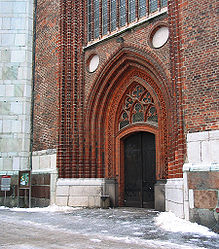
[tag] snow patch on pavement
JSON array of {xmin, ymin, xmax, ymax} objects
[
  {"xmin": 133, "ymin": 231, "xmax": 144, "ymax": 235},
  {"xmin": 6, "ymin": 245, "xmax": 42, "ymax": 249},
  {"xmin": 155, "ymin": 212, "xmax": 218, "ymax": 237},
  {"xmin": 0, "ymin": 206, "xmax": 8, "ymax": 209},
  {"xmin": 103, "ymin": 235, "xmax": 204, "ymax": 249},
  {"xmin": 0, "ymin": 204, "xmax": 81, "ymax": 213},
  {"xmin": 90, "ymin": 238, "xmax": 102, "ymax": 243}
]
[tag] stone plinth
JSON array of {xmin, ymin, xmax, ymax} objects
[{"xmin": 55, "ymin": 178, "xmax": 117, "ymax": 208}]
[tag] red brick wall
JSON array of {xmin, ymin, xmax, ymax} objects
[
  {"xmin": 167, "ymin": 0, "xmax": 186, "ymax": 178},
  {"xmin": 58, "ymin": 1, "xmax": 219, "ymax": 181},
  {"xmin": 84, "ymin": 14, "xmax": 170, "ymax": 102},
  {"xmin": 57, "ymin": 0, "xmax": 85, "ymax": 178},
  {"xmin": 33, "ymin": 0, "xmax": 60, "ymax": 151},
  {"xmin": 179, "ymin": 0, "xmax": 219, "ymax": 132},
  {"xmin": 84, "ymin": 12, "xmax": 183, "ymax": 180},
  {"xmin": 56, "ymin": 2, "xmax": 186, "ymax": 180},
  {"xmin": 36, "ymin": 1, "xmax": 188, "ymax": 181}
]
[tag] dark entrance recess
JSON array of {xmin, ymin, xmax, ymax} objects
[{"xmin": 123, "ymin": 132, "xmax": 156, "ymax": 208}]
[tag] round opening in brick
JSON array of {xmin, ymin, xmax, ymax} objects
[
  {"xmin": 88, "ymin": 54, "xmax": 100, "ymax": 73},
  {"xmin": 151, "ymin": 26, "xmax": 169, "ymax": 49}
]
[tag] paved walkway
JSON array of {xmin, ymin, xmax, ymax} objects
[{"xmin": 0, "ymin": 207, "xmax": 218, "ymax": 249}]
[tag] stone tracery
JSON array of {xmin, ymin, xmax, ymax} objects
[{"xmin": 119, "ymin": 84, "xmax": 158, "ymax": 130}]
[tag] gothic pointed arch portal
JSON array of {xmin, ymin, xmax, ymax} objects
[
  {"xmin": 85, "ymin": 50, "xmax": 170, "ymax": 206},
  {"xmin": 105, "ymin": 72, "xmax": 167, "ymax": 205}
]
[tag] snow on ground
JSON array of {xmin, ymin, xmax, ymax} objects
[
  {"xmin": 1, "ymin": 204, "xmax": 218, "ymax": 238},
  {"xmin": 155, "ymin": 211, "xmax": 217, "ymax": 237},
  {"xmin": 0, "ymin": 204, "xmax": 81, "ymax": 213},
  {"xmin": 100, "ymin": 235, "xmax": 204, "ymax": 249},
  {"xmin": 0, "ymin": 206, "xmax": 218, "ymax": 248}
]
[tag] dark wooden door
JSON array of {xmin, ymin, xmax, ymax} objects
[{"xmin": 124, "ymin": 132, "xmax": 156, "ymax": 208}]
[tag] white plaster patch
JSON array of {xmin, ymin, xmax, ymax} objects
[
  {"xmin": 152, "ymin": 26, "xmax": 169, "ymax": 48},
  {"xmin": 88, "ymin": 55, "xmax": 99, "ymax": 72}
]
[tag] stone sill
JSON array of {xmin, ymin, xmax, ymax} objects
[
  {"xmin": 57, "ymin": 178, "xmax": 116, "ymax": 186},
  {"xmin": 0, "ymin": 169, "xmax": 58, "ymax": 175},
  {"xmin": 31, "ymin": 169, "xmax": 58, "ymax": 174},
  {"xmin": 183, "ymin": 163, "xmax": 219, "ymax": 172},
  {"xmin": 32, "ymin": 149, "xmax": 57, "ymax": 156}
]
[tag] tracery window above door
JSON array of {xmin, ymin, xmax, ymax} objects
[{"xmin": 119, "ymin": 84, "xmax": 158, "ymax": 130}]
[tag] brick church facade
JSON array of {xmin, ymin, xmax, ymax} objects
[{"xmin": 0, "ymin": 0, "xmax": 218, "ymax": 230}]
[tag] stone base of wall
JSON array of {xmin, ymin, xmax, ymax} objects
[
  {"xmin": 184, "ymin": 170, "xmax": 219, "ymax": 232},
  {"xmin": 165, "ymin": 178, "xmax": 184, "ymax": 218},
  {"xmin": 55, "ymin": 178, "xmax": 117, "ymax": 208},
  {"xmin": 155, "ymin": 180, "xmax": 166, "ymax": 211},
  {"xmin": 32, "ymin": 149, "xmax": 57, "ymax": 171},
  {"xmin": 183, "ymin": 130, "xmax": 219, "ymax": 232},
  {"xmin": 32, "ymin": 150, "xmax": 58, "ymax": 206}
]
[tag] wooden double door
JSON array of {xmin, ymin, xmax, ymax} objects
[{"xmin": 124, "ymin": 132, "xmax": 156, "ymax": 208}]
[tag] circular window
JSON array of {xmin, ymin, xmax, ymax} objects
[
  {"xmin": 88, "ymin": 54, "xmax": 100, "ymax": 72},
  {"xmin": 151, "ymin": 26, "xmax": 169, "ymax": 48}
]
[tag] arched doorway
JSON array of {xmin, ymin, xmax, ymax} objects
[
  {"xmin": 123, "ymin": 132, "xmax": 156, "ymax": 208},
  {"xmin": 85, "ymin": 48, "xmax": 171, "ymax": 207}
]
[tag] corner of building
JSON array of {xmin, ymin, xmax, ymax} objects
[{"xmin": 183, "ymin": 130, "xmax": 219, "ymax": 232}]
